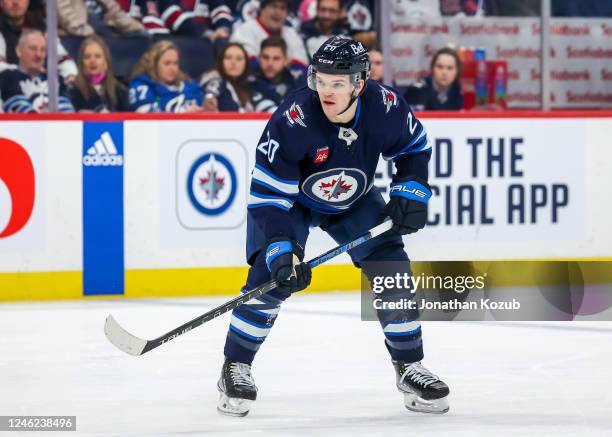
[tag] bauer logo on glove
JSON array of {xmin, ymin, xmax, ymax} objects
[
  {"xmin": 389, "ymin": 180, "xmax": 432, "ymax": 202},
  {"xmin": 385, "ymin": 176, "xmax": 431, "ymax": 236}
]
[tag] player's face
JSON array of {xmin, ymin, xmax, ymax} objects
[
  {"xmin": 315, "ymin": 72, "xmax": 354, "ymax": 118},
  {"xmin": 222, "ymin": 45, "xmax": 247, "ymax": 79},
  {"xmin": 17, "ymin": 33, "xmax": 46, "ymax": 74},
  {"xmin": 157, "ymin": 49, "xmax": 179, "ymax": 85},
  {"xmin": 0, "ymin": 0, "xmax": 29, "ymax": 19},
  {"xmin": 316, "ymin": 0, "xmax": 341, "ymax": 32},
  {"xmin": 369, "ymin": 50, "xmax": 383, "ymax": 81},
  {"xmin": 432, "ymin": 54, "xmax": 458, "ymax": 89},
  {"xmin": 259, "ymin": 47, "xmax": 287, "ymax": 79},
  {"xmin": 82, "ymin": 42, "xmax": 108, "ymax": 76},
  {"xmin": 259, "ymin": 1, "xmax": 288, "ymax": 32}
]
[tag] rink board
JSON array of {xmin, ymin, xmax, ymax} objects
[{"xmin": 1, "ymin": 112, "xmax": 611, "ymax": 301}]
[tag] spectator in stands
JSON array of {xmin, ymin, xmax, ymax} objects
[
  {"xmin": 300, "ymin": 0, "xmax": 348, "ymax": 58},
  {"xmin": 56, "ymin": 0, "xmax": 147, "ymax": 37},
  {"xmin": 128, "ymin": 40, "xmax": 205, "ymax": 112},
  {"xmin": 250, "ymin": 35, "xmax": 302, "ymax": 112},
  {"xmin": 0, "ymin": 0, "xmax": 78, "ymax": 81},
  {"xmin": 200, "ymin": 42, "xmax": 254, "ymax": 112},
  {"xmin": 230, "ymin": 0, "xmax": 309, "ymax": 73},
  {"xmin": 368, "ymin": 47, "xmax": 383, "ymax": 82},
  {"xmin": 0, "ymin": 29, "xmax": 74, "ymax": 112},
  {"xmin": 70, "ymin": 35, "xmax": 129, "ymax": 112},
  {"xmin": 403, "ymin": 47, "xmax": 463, "ymax": 111}
]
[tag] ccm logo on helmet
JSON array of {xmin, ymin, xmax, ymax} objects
[{"xmin": 390, "ymin": 185, "xmax": 428, "ymax": 198}]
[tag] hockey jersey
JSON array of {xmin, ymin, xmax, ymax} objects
[
  {"xmin": 249, "ymin": 68, "xmax": 303, "ymax": 113},
  {"xmin": 201, "ymin": 70, "xmax": 253, "ymax": 112},
  {"xmin": 128, "ymin": 74, "xmax": 203, "ymax": 112},
  {"xmin": 0, "ymin": 69, "xmax": 74, "ymax": 113},
  {"xmin": 117, "ymin": 0, "xmax": 233, "ymax": 34},
  {"xmin": 247, "ymin": 80, "xmax": 431, "ymax": 240}
]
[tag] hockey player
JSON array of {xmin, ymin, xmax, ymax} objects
[{"xmin": 217, "ymin": 35, "xmax": 450, "ymax": 416}]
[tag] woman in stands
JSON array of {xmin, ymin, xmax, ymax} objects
[
  {"xmin": 129, "ymin": 40, "xmax": 204, "ymax": 112},
  {"xmin": 404, "ymin": 47, "xmax": 463, "ymax": 111},
  {"xmin": 70, "ymin": 36, "xmax": 129, "ymax": 112},
  {"xmin": 200, "ymin": 42, "xmax": 254, "ymax": 112}
]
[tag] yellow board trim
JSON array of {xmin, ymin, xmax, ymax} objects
[
  {"xmin": 1, "ymin": 260, "xmax": 611, "ymax": 302},
  {"xmin": 0, "ymin": 271, "xmax": 82, "ymax": 301}
]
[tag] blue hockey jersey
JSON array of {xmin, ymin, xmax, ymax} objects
[
  {"xmin": 128, "ymin": 74, "xmax": 204, "ymax": 112},
  {"xmin": 0, "ymin": 68, "xmax": 73, "ymax": 113},
  {"xmin": 247, "ymin": 80, "xmax": 431, "ymax": 240}
]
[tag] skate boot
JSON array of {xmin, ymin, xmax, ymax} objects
[
  {"xmin": 217, "ymin": 358, "xmax": 258, "ymax": 417},
  {"xmin": 393, "ymin": 361, "xmax": 450, "ymax": 414}
]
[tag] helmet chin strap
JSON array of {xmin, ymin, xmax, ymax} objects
[{"xmin": 335, "ymin": 89, "xmax": 359, "ymax": 117}]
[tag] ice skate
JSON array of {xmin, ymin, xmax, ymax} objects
[
  {"xmin": 217, "ymin": 358, "xmax": 258, "ymax": 417},
  {"xmin": 393, "ymin": 361, "xmax": 450, "ymax": 414}
]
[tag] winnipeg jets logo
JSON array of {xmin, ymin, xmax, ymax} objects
[
  {"xmin": 284, "ymin": 102, "xmax": 306, "ymax": 127},
  {"xmin": 187, "ymin": 153, "xmax": 237, "ymax": 216},
  {"xmin": 380, "ymin": 85, "xmax": 398, "ymax": 113},
  {"xmin": 319, "ymin": 171, "xmax": 353, "ymax": 200},
  {"xmin": 199, "ymin": 166, "xmax": 225, "ymax": 202},
  {"xmin": 302, "ymin": 168, "xmax": 367, "ymax": 209}
]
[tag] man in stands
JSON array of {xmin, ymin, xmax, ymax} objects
[
  {"xmin": 230, "ymin": 0, "xmax": 308, "ymax": 73},
  {"xmin": 0, "ymin": 0, "xmax": 77, "ymax": 81},
  {"xmin": 250, "ymin": 35, "xmax": 302, "ymax": 113},
  {"xmin": 0, "ymin": 29, "xmax": 74, "ymax": 112},
  {"xmin": 300, "ymin": 0, "xmax": 348, "ymax": 58}
]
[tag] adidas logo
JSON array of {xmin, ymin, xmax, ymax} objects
[{"xmin": 82, "ymin": 131, "xmax": 123, "ymax": 167}]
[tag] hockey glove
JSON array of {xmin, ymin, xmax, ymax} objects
[
  {"xmin": 384, "ymin": 176, "xmax": 431, "ymax": 235},
  {"xmin": 264, "ymin": 239, "xmax": 312, "ymax": 294}
]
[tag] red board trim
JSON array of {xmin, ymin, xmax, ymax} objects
[{"xmin": 0, "ymin": 110, "xmax": 611, "ymax": 122}]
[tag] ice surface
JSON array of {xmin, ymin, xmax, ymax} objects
[{"xmin": 1, "ymin": 292, "xmax": 611, "ymax": 437}]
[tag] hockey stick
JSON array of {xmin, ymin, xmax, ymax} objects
[{"xmin": 104, "ymin": 219, "xmax": 393, "ymax": 356}]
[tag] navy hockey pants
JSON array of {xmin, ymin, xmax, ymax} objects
[{"xmin": 223, "ymin": 189, "xmax": 424, "ymax": 365}]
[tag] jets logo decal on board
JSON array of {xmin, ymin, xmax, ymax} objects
[
  {"xmin": 301, "ymin": 168, "xmax": 367, "ymax": 209},
  {"xmin": 187, "ymin": 153, "xmax": 237, "ymax": 216}
]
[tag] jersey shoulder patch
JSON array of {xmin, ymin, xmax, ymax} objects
[
  {"xmin": 373, "ymin": 82, "xmax": 400, "ymax": 114},
  {"xmin": 276, "ymin": 86, "xmax": 315, "ymax": 129}
]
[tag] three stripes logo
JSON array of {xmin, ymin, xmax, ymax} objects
[{"xmin": 82, "ymin": 131, "xmax": 124, "ymax": 167}]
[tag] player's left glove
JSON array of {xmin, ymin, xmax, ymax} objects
[{"xmin": 384, "ymin": 176, "xmax": 432, "ymax": 235}]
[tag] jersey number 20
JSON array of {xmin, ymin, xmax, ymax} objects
[{"xmin": 257, "ymin": 131, "xmax": 280, "ymax": 163}]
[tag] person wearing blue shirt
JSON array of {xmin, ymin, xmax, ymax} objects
[{"xmin": 128, "ymin": 40, "xmax": 204, "ymax": 112}]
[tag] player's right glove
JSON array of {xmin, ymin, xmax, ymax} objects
[
  {"xmin": 264, "ymin": 239, "xmax": 312, "ymax": 294},
  {"xmin": 384, "ymin": 176, "xmax": 432, "ymax": 235}
]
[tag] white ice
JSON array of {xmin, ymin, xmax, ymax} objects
[{"xmin": 1, "ymin": 292, "xmax": 611, "ymax": 437}]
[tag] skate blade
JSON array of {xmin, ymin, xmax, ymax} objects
[
  {"xmin": 403, "ymin": 393, "xmax": 449, "ymax": 414},
  {"xmin": 217, "ymin": 392, "xmax": 253, "ymax": 417}
]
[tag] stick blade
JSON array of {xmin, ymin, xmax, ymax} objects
[{"xmin": 104, "ymin": 314, "xmax": 148, "ymax": 356}]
